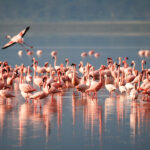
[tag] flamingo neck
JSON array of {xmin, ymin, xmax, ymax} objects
[
  {"xmin": 141, "ymin": 63, "xmax": 144, "ymax": 71},
  {"xmin": 34, "ymin": 64, "xmax": 37, "ymax": 78},
  {"xmin": 20, "ymin": 71, "xmax": 23, "ymax": 84},
  {"xmin": 54, "ymin": 56, "xmax": 57, "ymax": 67}
]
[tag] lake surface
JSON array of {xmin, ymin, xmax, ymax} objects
[{"xmin": 0, "ymin": 23, "xmax": 150, "ymax": 150}]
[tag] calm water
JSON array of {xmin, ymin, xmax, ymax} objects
[{"xmin": 0, "ymin": 23, "xmax": 150, "ymax": 150}]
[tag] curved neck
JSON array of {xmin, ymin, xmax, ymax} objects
[{"xmin": 54, "ymin": 56, "xmax": 57, "ymax": 67}]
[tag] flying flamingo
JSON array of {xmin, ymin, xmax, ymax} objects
[
  {"xmin": 2, "ymin": 26, "xmax": 33, "ymax": 51},
  {"xmin": 94, "ymin": 52, "xmax": 100, "ymax": 58},
  {"xmin": 81, "ymin": 52, "xmax": 87, "ymax": 57},
  {"xmin": 88, "ymin": 50, "xmax": 95, "ymax": 56},
  {"xmin": 36, "ymin": 50, "xmax": 43, "ymax": 56}
]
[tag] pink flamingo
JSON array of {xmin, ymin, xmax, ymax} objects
[
  {"xmin": 19, "ymin": 65, "xmax": 36, "ymax": 102},
  {"xmin": 144, "ymin": 50, "xmax": 150, "ymax": 57},
  {"xmin": 30, "ymin": 77, "xmax": 51, "ymax": 107},
  {"xmin": 2, "ymin": 26, "xmax": 33, "ymax": 51},
  {"xmin": 138, "ymin": 50, "xmax": 145, "ymax": 57},
  {"xmin": 94, "ymin": 52, "xmax": 100, "ymax": 58},
  {"xmin": 36, "ymin": 50, "xmax": 43, "ymax": 56},
  {"xmin": 141, "ymin": 60, "xmax": 146, "ymax": 71},
  {"xmin": 51, "ymin": 50, "xmax": 57, "ymax": 57},
  {"xmin": 18, "ymin": 50, "xmax": 23, "ymax": 56},
  {"xmin": 52, "ymin": 55, "xmax": 60, "ymax": 70},
  {"xmin": 26, "ymin": 66, "xmax": 32, "ymax": 83},
  {"xmin": 26, "ymin": 50, "xmax": 33, "ymax": 56},
  {"xmin": 104, "ymin": 74, "xmax": 116, "ymax": 96},
  {"xmin": 130, "ymin": 84, "xmax": 138, "ymax": 100},
  {"xmin": 86, "ymin": 68, "xmax": 103, "ymax": 99},
  {"xmin": 81, "ymin": 52, "xmax": 87, "ymax": 57},
  {"xmin": 88, "ymin": 50, "xmax": 95, "ymax": 56},
  {"xmin": 76, "ymin": 76, "xmax": 89, "ymax": 97}
]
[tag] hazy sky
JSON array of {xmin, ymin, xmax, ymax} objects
[{"xmin": 0, "ymin": 0, "xmax": 150, "ymax": 23}]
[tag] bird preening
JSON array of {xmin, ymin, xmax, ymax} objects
[{"xmin": 2, "ymin": 26, "xmax": 33, "ymax": 51}]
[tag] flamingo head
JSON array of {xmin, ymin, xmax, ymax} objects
[
  {"xmin": 65, "ymin": 58, "xmax": 69, "ymax": 63},
  {"xmin": 124, "ymin": 57, "xmax": 129, "ymax": 60},
  {"xmin": 5, "ymin": 35, "xmax": 11, "ymax": 39},
  {"xmin": 44, "ymin": 62, "xmax": 49, "ymax": 67},
  {"xmin": 131, "ymin": 61, "xmax": 135, "ymax": 66},
  {"xmin": 117, "ymin": 57, "xmax": 121, "ymax": 61},
  {"xmin": 47, "ymin": 83, "xmax": 51, "ymax": 89},
  {"xmin": 42, "ymin": 76, "xmax": 47, "ymax": 83},
  {"xmin": 116, "ymin": 64, "xmax": 120, "ymax": 69},
  {"xmin": 141, "ymin": 60, "xmax": 146, "ymax": 65},
  {"xmin": 71, "ymin": 63, "xmax": 76, "ymax": 66}
]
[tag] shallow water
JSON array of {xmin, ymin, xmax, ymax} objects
[{"xmin": 0, "ymin": 23, "xmax": 150, "ymax": 150}]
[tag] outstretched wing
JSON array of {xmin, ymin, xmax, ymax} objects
[
  {"xmin": 2, "ymin": 40, "xmax": 16, "ymax": 49},
  {"xmin": 19, "ymin": 26, "xmax": 30, "ymax": 37}
]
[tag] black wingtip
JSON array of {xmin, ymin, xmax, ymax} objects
[
  {"xmin": 27, "ymin": 26, "xmax": 30, "ymax": 29},
  {"xmin": 1, "ymin": 46, "xmax": 7, "ymax": 50}
]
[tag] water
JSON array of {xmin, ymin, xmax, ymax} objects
[{"xmin": 0, "ymin": 23, "xmax": 150, "ymax": 150}]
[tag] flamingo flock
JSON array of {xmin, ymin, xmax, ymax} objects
[
  {"xmin": 0, "ymin": 49, "xmax": 150, "ymax": 109},
  {"xmin": 1, "ymin": 26, "xmax": 150, "ymax": 110}
]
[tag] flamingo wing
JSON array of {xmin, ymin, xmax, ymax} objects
[
  {"xmin": 2, "ymin": 40, "xmax": 16, "ymax": 49},
  {"xmin": 19, "ymin": 26, "xmax": 30, "ymax": 37}
]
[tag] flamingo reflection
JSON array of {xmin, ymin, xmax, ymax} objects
[
  {"xmin": 0, "ymin": 98, "xmax": 14, "ymax": 132},
  {"xmin": 72, "ymin": 93, "xmax": 102, "ymax": 142},
  {"xmin": 129, "ymin": 101, "xmax": 150, "ymax": 142}
]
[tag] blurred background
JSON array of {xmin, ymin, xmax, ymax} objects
[
  {"xmin": 0, "ymin": 0, "xmax": 150, "ymax": 65},
  {"xmin": 0, "ymin": 0, "xmax": 150, "ymax": 22}
]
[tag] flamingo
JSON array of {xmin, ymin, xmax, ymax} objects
[
  {"xmin": 26, "ymin": 66, "xmax": 32, "ymax": 83},
  {"xmin": 36, "ymin": 50, "xmax": 43, "ymax": 56},
  {"xmin": 144, "ymin": 50, "xmax": 150, "ymax": 57},
  {"xmin": 19, "ymin": 65, "xmax": 36, "ymax": 101},
  {"xmin": 94, "ymin": 52, "xmax": 100, "ymax": 58},
  {"xmin": 130, "ymin": 84, "xmax": 138, "ymax": 100},
  {"xmin": 71, "ymin": 63, "xmax": 80, "ymax": 88},
  {"xmin": 78, "ymin": 61, "xmax": 85, "ymax": 74},
  {"xmin": 2, "ymin": 26, "xmax": 33, "ymax": 51},
  {"xmin": 51, "ymin": 50, "xmax": 57, "ymax": 57},
  {"xmin": 30, "ymin": 78, "xmax": 51, "ymax": 107},
  {"xmin": 76, "ymin": 76, "xmax": 89, "ymax": 97},
  {"xmin": 118, "ymin": 82, "xmax": 126, "ymax": 94},
  {"xmin": 88, "ymin": 50, "xmax": 95, "ymax": 56},
  {"xmin": 81, "ymin": 52, "xmax": 87, "ymax": 57},
  {"xmin": 104, "ymin": 74, "xmax": 116, "ymax": 96},
  {"xmin": 138, "ymin": 50, "xmax": 145, "ymax": 57},
  {"xmin": 18, "ymin": 50, "xmax": 23, "ymax": 56},
  {"xmin": 86, "ymin": 68, "xmax": 103, "ymax": 99},
  {"xmin": 52, "ymin": 55, "xmax": 60, "ymax": 70},
  {"xmin": 141, "ymin": 60, "xmax": 146, "ymax": 71}
]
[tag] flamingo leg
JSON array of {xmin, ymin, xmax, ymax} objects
[
  {"xmin": 92, "ymin": 92, "xmax": 96, "ymax": 99},
  {"xmin": 40, "ymin": 102, "xmax": 42, "ymax": 109},
  {"xmin": 19, "ymin": 43, "xmax": 29, "ymax": 51},
  {"xmin": 23, "ymin": 41, "xmax": 33, "ymax": 48}
]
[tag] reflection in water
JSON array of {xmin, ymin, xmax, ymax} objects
[
  {"xmin": 0, "ymin": 98, "xmax": 14, "ymax": 133},
  {"xmin": 72, "ymin": 93, "xmax": 102, "ymax": 144},
  {"xmin": 130, "ymin": 100, "xmax": 150, "ymax": 144},
  {"xmin": 104, "ymin": 94, "xmax": 150, "ymax": 144},
  {"xmin": 0, "ymin": 91, "xmax": 150, "ymax": 148},
  {"xmin": 104, "ymin": 97, "xmax": 116, "ymax": 124}
]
